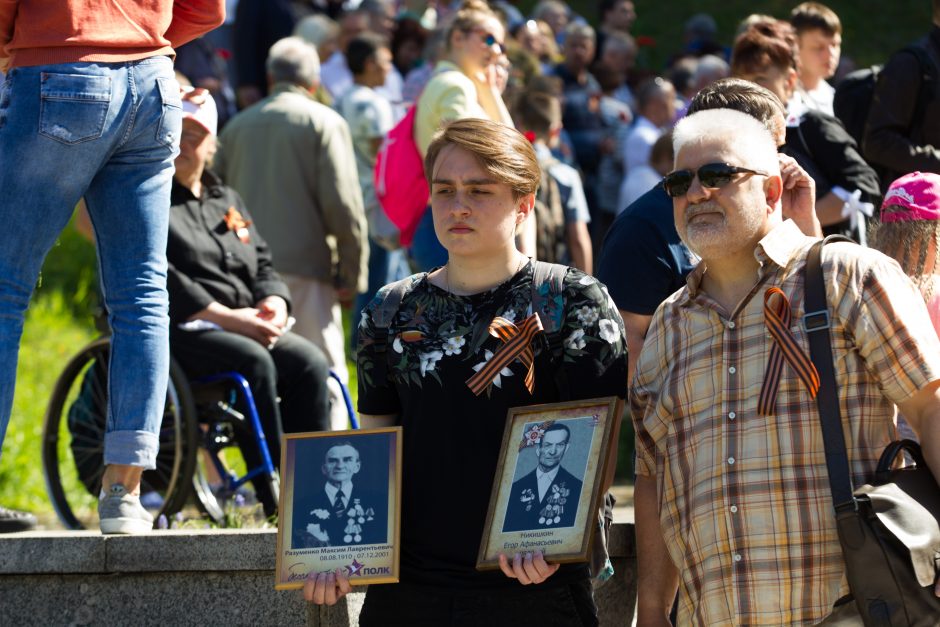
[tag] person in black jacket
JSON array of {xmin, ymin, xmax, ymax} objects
[
  {"xmin": 168, "ymin": 90, "xmax": 331, "ymax": 511},
  {"xmin": 731, "ymin": 18, "xmax": 881, "ymax": 243},
  {"xmin": 863, "ymin": 3, "xmax": 940, "ymax": 185},
  {"xmin": 232, "ymin": 0, "xmax": 296, "ymax": 109}
]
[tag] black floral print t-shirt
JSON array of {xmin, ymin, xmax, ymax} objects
[{"xmin": 357, "ymin": 261, "xmax": 627, "ymax": 589}]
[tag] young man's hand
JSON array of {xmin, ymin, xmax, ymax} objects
[
  {"xmin": 303, "ymin": 568, "xmax": 352, "ymax": 605},
  {"xmin": 497, "ymin": 550, "xmax": 560, "ymax": 584}
]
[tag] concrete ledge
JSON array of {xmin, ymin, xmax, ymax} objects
[
  {"xmin": 0, "ymin": 531, "xmax": 106, "ymax": 574},
  {"xmin": 0, "ymin": 524, "xmax": 636, "ymax": 626},
  {"xmin": 0, "ymin": 529, "xmax": 277, "ymax": 575}
]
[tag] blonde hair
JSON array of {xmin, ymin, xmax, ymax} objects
[
  {"xmin": 445, "ymin": 0, "xmax": 499, "ymax": 51},
  {"xmin": 869, "ymin": 212, "xmax": 940, "ymax": 302},
  {"xmin": 425, "ymin": 118, "xmax": 540, "ymax": 199}
]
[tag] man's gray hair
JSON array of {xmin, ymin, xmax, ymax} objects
[
  {"xmin": 266, "ymin": 36, "xmax": 321, "ymax": 88},
  {"xmin": 324, "ymin": 441, "xmax": 360, "ymax": 461},
  {"xmin": 692, "ymin": 54, "xmax": 730, "ymax": 87},
  {"xmin": 532, "ymin": 0, "xmax": 569, "ymax": 20},
  {"xmin": 673, "ymin": 109, "xmax": 779, "ymax": 176},
  {"xmin": 294, "ymin": 14, "xmax": 339, "ymax": 49},
  {"xmin": 564, "ymin": 22, "xmax": 596, "ymax": 42},
  {"xmin": 601, "ymin": 31, "xmax": 636, "ymax": 55}
]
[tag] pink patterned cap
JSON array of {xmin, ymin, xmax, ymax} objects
[{"xmin": 880, "ymin": 171, "xmax": 940, "ymax": 222}]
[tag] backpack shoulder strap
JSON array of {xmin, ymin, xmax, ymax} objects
[
  {"xmin": 530, "ymin": 261, "xmax": 567, "ymax": 332},
  {"xmin": 372, "ymin": 273, "xmax": 423, "ymax": 330},
  {"xmin": 530, "ymin": 261, "xmax": 571, "ymax": 399},
  {"xmin": 370, "ymin": 273, "xmax": 424, "ymax": 385}
]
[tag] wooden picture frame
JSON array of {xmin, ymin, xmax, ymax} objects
[
  {"xmin": 476, "ymin": 397, "xmax": 621, "ymax": 571},
  {"xmin": 275, "ymin": 427, "xmax": 402, "ymax": 589}
]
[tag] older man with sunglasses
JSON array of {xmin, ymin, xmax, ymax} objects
[{"xmin": 631, "ymin": 108, "xmax": 940, "ymax": 625}]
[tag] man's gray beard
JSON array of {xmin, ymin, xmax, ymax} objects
[{"xmin": 679, "ymin": 200, "xmax": 763, "ymax": 259}]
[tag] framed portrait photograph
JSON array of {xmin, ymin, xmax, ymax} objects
[
  {"xmin": 274, "ymin": 427, "xmax": 402, "ymax": 589},
  {"xmin": 476, "ymin": 397, "xmax": 621, "ymax": 571}
]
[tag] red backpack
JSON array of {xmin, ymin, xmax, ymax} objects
[{"xmin": 373, "ymin": 105, "xmax": 428, "ymax": 246}]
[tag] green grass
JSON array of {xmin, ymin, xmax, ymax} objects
[
  {"xmin": 522, "ymin": 0, "xmax": 930, "ymax": 70},
  {"xmin": 0, "ymin": 224, "xmax": 99, "ymax": 515}
]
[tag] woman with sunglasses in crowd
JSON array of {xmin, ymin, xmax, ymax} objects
[
  {"xmin": 408, "ymin": 0, "xmax": 516, "ymax": 272},
  {"xmin": 304, "ymin": 118, "xmax": 627, "ymax": 626}
]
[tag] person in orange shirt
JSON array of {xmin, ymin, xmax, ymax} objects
[{"xmin": 0, "ymin": 0, "xmax": 224, "ymax": 534}]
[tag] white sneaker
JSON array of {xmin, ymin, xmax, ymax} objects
[{"xmin": 98, "ymin": 484, "xmax": 154, "ymax": 534}]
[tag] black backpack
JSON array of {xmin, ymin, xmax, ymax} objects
[
  {"xmin": 833, "ymin": 41, "xmax": 938, "ymax": 148},
  {"xmin": 534, "ymin": 157, "xmax": 567, "ymax": 265}
]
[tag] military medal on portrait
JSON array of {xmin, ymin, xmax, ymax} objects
[
  {"xmin": 476, "ymin": 398, "xmax": 621, "ymax": 571},
  {"xmin": 275, "ymin": 428, "xmax": 402, "ymax": 589}
]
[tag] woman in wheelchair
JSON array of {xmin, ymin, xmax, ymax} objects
[{"xmin": 167, "ymin": 89, "xmax": 331, "ymax": 509}]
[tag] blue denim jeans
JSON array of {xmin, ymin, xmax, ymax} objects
[{"xmin": 0, "ymin": 57, "xmax": 180, "ymax": 469}]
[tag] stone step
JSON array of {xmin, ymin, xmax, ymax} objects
[{"xmin": 0, "ymin": 524, "xmax": 636, "ymax": 626}]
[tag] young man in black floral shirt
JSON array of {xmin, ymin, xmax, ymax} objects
[{"xmin": 305, "ymin": 118, "xmax": 627, "ymax": 627}]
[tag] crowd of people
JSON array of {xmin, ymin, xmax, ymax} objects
[{"xmin": 2, "ymin": 0, "xmax": 940, "ymax": 625}]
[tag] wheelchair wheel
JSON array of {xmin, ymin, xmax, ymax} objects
[
  {"xmin": 192, "ymin": 454, "xmax": 279, "ymax": 525},
  {"xmin": 41, "ymin": 337, "xmax": 198, "ymax": 530},
  {"xmin": 188, "ymin": 387, "xmax": 280, "ymax": 526}
]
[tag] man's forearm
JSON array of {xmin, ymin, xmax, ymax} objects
[
  {"xmin": 634, "ymin": 474, "xmax": 679, "ymax": 624},
  {"xmin": 814, "ymin": 192, "xmax": 846, "ymax": 227}
]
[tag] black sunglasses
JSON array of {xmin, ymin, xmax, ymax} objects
[
  {"xmin": 661, "ymin": 163, "xmax": 770, "ymax": 198},
  {"xmin": 476, "ymin": 30, "xmax": 506, "ymax": 54}
]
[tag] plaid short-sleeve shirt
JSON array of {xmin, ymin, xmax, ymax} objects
[{"xmin": 631, "ymin": 220, "xmax": 940, "ymax": 625}]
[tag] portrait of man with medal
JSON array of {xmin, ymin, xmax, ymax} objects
[
  {"xmin": 292, "ymin": 440, "xmax": 386, "ymax": 547},
  {"xmin": 502, "ymin": 422, "xmax": 583, "ymax": 532}
]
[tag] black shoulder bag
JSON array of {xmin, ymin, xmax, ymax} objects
[{"xmin": 804, "ymin": 236, "xmax": 940, "ymax": 626}]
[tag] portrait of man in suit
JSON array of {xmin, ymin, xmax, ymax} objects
[
  {"xmin": 502, "ymin": 423, "xmax": 584, "ymax": 532},
  {"xmin": 292, "ymin": 441, "xmax": 387, "ymax": 547}
]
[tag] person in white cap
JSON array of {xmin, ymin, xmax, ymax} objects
[{"xmin": 166, "ymin": 90, "xmax": 332, "ymax": 514}]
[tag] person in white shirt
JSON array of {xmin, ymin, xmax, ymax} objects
[
  {"xmin": 320, "ymin": 2, "xmax": 405, "ymax": 117},
  {"xmin": 790, "ymin": 2, "xmax": 842, "ymax": 117},
  {"xmin": 623, "ymin": 77, "xmax": 676, "ymax": 173}
]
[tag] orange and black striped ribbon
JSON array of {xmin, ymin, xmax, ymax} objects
[
  {"xmin": 758, "ymin": 287, "xmax": 820, "ymax": 415},
  {"xmin": 466, "ymin": 314, "xmax": 544, "ymax": 395}
]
